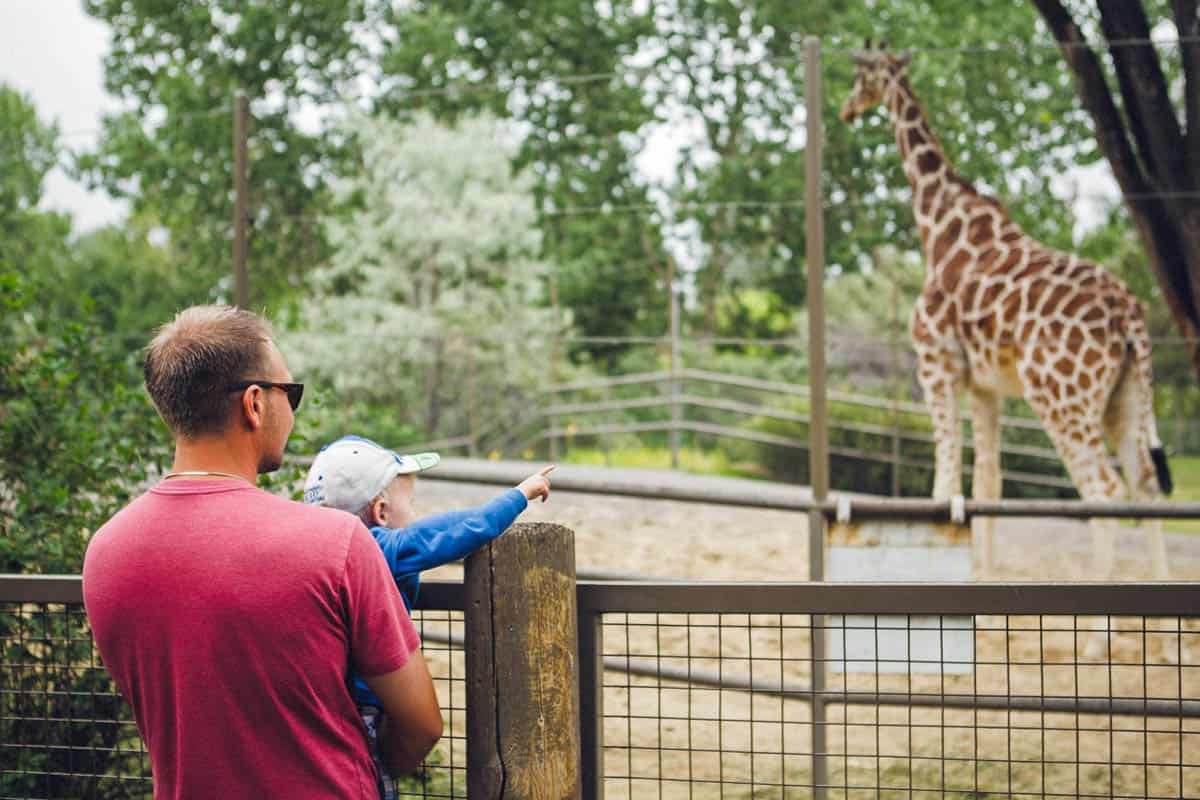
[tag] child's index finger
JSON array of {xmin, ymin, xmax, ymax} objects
[{"xmin": 539, "ymin": 465, "xmax": 556, "ymax": 477}]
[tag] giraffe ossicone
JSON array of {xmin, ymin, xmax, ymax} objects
[{"xmin": 840, "ymin": 43, "xmax": 1172, "ymax": 581}]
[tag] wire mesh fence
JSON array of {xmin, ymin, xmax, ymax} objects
[
  {"xmin": 579, "ymin": 583, "xmax": 1200, "ymax": 800},
  {"xmin": 0, "ymin": 589, "xmax": 466, "ymax": 800},
  {"xmin": 0, "ymin": 599, "xmax": 148, "ymax": 799},
  {"xmin": 594, "ymin": 612, "xmax": 1199, "ymax": 799},
  {"xmin": 4, "ymin": 579, "xmax": 1199, "ymax": 799}
]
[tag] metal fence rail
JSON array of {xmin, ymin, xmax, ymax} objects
[
  {"xmin": 541, "ymin": 367, "xmax": 1076, "ymax": 493},
  {"xmin": 4, "ymin": 577, "xmax": 1198, "ymax": 799}
]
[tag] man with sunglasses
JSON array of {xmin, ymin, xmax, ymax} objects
[{"xmin": 83, "ymin": 305, "xmax": 442, "ymax": 798}]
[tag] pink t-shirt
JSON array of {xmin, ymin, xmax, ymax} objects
[{"xmin": 83, "ymin": 478, "xmax": 420, "ymax": 799}]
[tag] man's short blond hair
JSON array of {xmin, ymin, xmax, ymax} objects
[{"xmin": 143, "ymin": 305, "xmax": 273, "ymax": 437}]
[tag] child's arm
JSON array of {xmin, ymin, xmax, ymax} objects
[
  {"xmin": 370, "ymin": 465, "xmax": 554, "ymax": 577},
  {"xmin": 370, "ymin": 489, "xmax": 528, "ymax": 576}
]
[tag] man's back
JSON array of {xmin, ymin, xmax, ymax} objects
[{"xmin": 83, "ymin": 478, "xmax": 418, "ymax": 799}]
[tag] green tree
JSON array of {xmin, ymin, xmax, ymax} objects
[
  {"xmin": 1031, "ymin": 0, "xmax": 1200, "ymax": 378},
  {"xmin": 377, "ymin": 1, "xmax": 1101, "ymax": 348},
  {"xmin": 80, "ymin": 0, "xmax": 373, "ymax": 308},
  {"xmin": 0, "ymin": 84, "xmax": 70, "ymax": 271},
  {"xmin": 378, "ymin": 0, "xmax": 668, "ymax": 362},
  {"xmin": 281, "ymin": 112, "xmax": 559, "ymax": 448},
  {"xmin": 0, "ymin": 88, "xmax": 166, "ymax": 797}
]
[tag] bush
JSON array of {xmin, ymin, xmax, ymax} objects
[{"xmin": 1, "ymin": 268, "xmax": 167, "ymax": 796}]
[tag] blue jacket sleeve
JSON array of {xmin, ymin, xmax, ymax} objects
[{"xmin": 369, "ymin": 488, "xmax": 528, "ymax": 578}]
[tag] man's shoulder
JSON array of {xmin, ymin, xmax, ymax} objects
[{"xmin": 266, "ymin": 492, "xmax": 362, "ymax": 531}]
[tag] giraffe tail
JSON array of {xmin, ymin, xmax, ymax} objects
[
  {"xmin": 1125, "ymin": 311, "xmax": 1173, "ymax": 496},
  {"xmin": 1151, "ymin": 446, "xmax": 1173, "ymax": 496}
]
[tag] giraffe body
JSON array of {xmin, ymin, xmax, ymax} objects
[{"xmin": 841, "ymin": 48, "xmax": 1171, "ymax": 580}]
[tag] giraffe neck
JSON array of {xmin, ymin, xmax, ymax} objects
[
  {"xmin": 883, "ymin": 74, "xmax": 1011, "ymax": 274},
  {"xmin": 884, "ymin": 75, "xmax": 957, "ymax": 201}
]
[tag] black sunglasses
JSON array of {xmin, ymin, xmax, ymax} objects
[{"xmin": 227, "ymin": 381, "xmax": 304, "ymax": 411}]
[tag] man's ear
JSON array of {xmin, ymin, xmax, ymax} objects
[{"xmin": 240, "ymin": 386, "xmax": 266, "ymax": 431}]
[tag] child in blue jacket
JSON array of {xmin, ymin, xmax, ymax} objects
[{"xmin": 303, "ymin": 435, "xmax": 553, "ymax": 797}]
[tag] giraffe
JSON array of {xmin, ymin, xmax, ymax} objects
[{"xmin": 839, "ymin": 42, "xmax": 1173, "ymax": 582}]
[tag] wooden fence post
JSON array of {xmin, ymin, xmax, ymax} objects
[{"xmin": 465, "ymin": 522, "xmax": 582, "ymax": 800}]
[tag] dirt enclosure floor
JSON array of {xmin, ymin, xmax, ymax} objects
[
  {"xmin": 414, "ymin": 472, "xmax": 1200, "ymax": 582},
  {"xmin": 409, "ymin": 470, "xmax": 1200, "ymax": 798}
]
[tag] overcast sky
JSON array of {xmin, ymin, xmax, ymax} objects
[{"xmin": 1, "ymin": 0, "xmax": 127, "ymax": 230}]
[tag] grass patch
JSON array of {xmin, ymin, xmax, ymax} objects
[{"xmin": 559, "ymin": 445, "xmax": 767, "ymax": 481}]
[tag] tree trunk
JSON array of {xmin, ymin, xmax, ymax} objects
[
  {"xmin": 1032, "ymin": 0, "xmax": 1200, "ymax": 377},
  {"xmin": 426, "ymin": 335, "xmax": 444, "ymax": 435}
]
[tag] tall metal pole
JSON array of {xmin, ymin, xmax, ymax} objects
[
  {"xmin": 669, "ymin": 255, "xmax": 681, "ymax": 469},
  {"xmin": 232, "ymin": 89, "xmax": 249, "ymax": 309},
  {"xmin": 890, "ymin": 258, "xmax": 902, "ymax": 497},
  {"xmin": 548, "ymin": 221, "xmax": 562, "ymax": 462},
  {"xmin": 803, "ymin": 35, "xmax": 829, "ymax": 800}
]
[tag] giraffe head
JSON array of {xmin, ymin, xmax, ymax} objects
[{"xmin": 839, "ymin": 40, "xmax": 912, "ymax": 124}]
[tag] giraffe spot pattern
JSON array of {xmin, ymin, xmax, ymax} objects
[{"xmin": 859, "ymin": 57, "xmax": 1164, "ymax": 513}]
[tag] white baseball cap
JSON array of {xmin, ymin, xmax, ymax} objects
[{"xmin": 303, "ymin": 435, "xmax": 440, "ymax": 512}]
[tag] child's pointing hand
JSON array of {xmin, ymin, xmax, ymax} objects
[{"xmin": 517, "ymin": 465, "xmax": 555, "ymax": 503}]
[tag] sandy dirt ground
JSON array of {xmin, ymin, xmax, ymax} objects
[
  {"xmin": 406, "ymin": 475, "xmax": 1200, "ymax": 798},
  {"xmin": 414, "ymin": 477, "xmax": 1200, "ymax": 583}
]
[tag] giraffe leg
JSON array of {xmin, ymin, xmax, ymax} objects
[
  {"xmin": 915, "ymin": 349, "xmax": 965, "ymax": 501},
  {"xmin": 1105, "ymin": 364, "xmax": 1170, "ymax": 580},
  {"xmin": 1107, "ymin": 379, "xmax": 1176, "ymax": 662},
  {"xmin": 1020, "ymin": 374, "xmax": 1124, "ymax": 578},
  {"xmin": 1115, "ymin": 424, "xmax": 1169, "ymax": 579},
  {"xmin": 1021, "ymin": 398, "xmax": 1124, "ymax": 658},
  {"xmin": 969, "ymin": 389, "xmax": 1001, "ymax": 578}
]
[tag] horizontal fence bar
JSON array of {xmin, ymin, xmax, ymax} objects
[
  {"xmin": 0, "ymin": 574, "xmax": 84, "ymax": 604},
  {"xmin": 575, "ymin": 581, "xmax": 1200, "ymax": 616},
  {"xmin": 832, "ymin": 497, "xmax": 1200, "ymax": 521},
  {"xmin": 7, "ymin": 577, "xmax": 1198, "ymax": 726},
  {"xmin": 549, "ymin": 367, "xmax": 1048, "ymax": 433},
  {"xmin": 0, "ymin": 574, "xmax": 469, "ymax": 611},
  {"xmin": 678, "ymin": 368, "xmax": 1048, "ymax": 432},
  {"xmin": 542, "ymin": 420, "xmax": 1072, "ymax": 489},
  {"xmin": 415, "ymin": 458, "xmax": 1185, "ymax": 516},
  {"xmin": 413, "ymin": 627, "xmax": 1200, "ymax": 720},
  {"xmin": 598, "ymin": 655, "xmax": 1200, "ymax": 719},
  {"xmin": 13, "ymin": 576, "xmax": 1198, "ymax": 616},
  {"xmin": 549, "ymin": 395, "xmax": 1065, "ymax": 470},
  {"xmin": 547, "ymin": 370, "xmax": 671, "ymax": 393}
]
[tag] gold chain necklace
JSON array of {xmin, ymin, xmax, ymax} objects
[{"xmin": 162, "ymin": 470, "xmax": 251, "ymax": 483}]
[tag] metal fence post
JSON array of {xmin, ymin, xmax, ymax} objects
[
  {"xmin": 890, "ymin": 265, "xmax": 902, "ymax": 497},
  {"xmin": 232, "ymin": 89, "xmax": 249, "ymax": 308},
  {"xmin": 467, "ymin": 343, "xmax": 479, "ymax": 458},
  {"xmin": 669, "ymin": 271, "xmax": 682, "ymax": 469},
  {"xmin": 577, "ymin": 606, "xmax": 605, "ymax": 800},
  {"xmin": 464, "ymin": 523, "xmax": 581, "ymax": 799},
  {"xmin": 804, "ymin": 35, "xmax": 829, "ymax": 800}
]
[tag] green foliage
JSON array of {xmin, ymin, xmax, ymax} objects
[
  {"xmin": 380, "ymin": 0, "xmax": 666, "ymax": 356},
  {"xmin": 39, "ymin": 216, "xmax": 202, "ymax": 352},
  {"xmin": 281, "ymin": 111, "xmax": 560, "ymax": 445},
  {"xmin": 0, "ymin": 266, "xmax": 165, "ymax": 796},
  {"xmin": 0, "ymin": 271, "xmax": 166, "ymax": 574},
  {"xmin": 372, "ymin": 0, "xmax": 1102, "ymax": 360},
  {"xmin": 80, "ymin": 0, "xmax": 370, "ymax": 309},
  {"xmin": 0, "ymin": 84, "xmax": 71, "ymax": 272}
]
